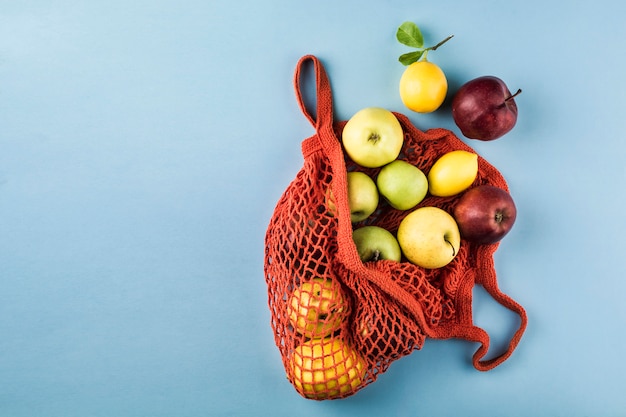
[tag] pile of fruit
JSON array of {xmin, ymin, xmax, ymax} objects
[
  {"xmin": 285, "ymin": 22, "xmax": 522, "ymax": 400},
  {"xmin": 338, "ymin": 106, "xmax": 517, "ymax": 270}
]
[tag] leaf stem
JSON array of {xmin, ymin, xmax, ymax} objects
[
  {"xmin": 429, "ymin": 35, "xmax": 454, "ymax": 52},
  {"xmin": 421, "ymin": 35, "xmax": 454, "ymax": 62}
]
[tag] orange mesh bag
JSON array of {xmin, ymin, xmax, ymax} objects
[{"xmin": 264, "ymin": 55, "xmax": 527, "ymax": 400}]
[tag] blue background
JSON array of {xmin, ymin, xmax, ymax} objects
[{"xmin": 1, "ymin": 1, "xmax": 625, "ymax": 416}]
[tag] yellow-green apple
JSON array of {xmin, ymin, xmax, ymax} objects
[
  {"xmin": 376, "ymin": 160, "xmax": 428, "ymax": 210},
  {"xmin": 346, "ymin": 171, "xmax": 379, "ymax": 223},
  {"xmin": 291, "ymin": 337, "xmax": 366, "ymax": 399},
  {"xmin": 288, "ymin": 277, "xmax": 349, "ymax": 338},
  {"xmin": 452, "ymin": 76, "xmax": 522, "ymax": 141},
  {"xmin": 341, "ymin": 107, "xmax": 404, "ymax": 168},
  {"xmin": 352, "ymin": 225, "xmax": 401, "ymax": 262},
  {"xmin": 397, "ymin": 206, "xmax": 461, "ymax": 269},
  {"xmin": 453, "ymin": 184, "xmax": 517, "ymax": 244}
]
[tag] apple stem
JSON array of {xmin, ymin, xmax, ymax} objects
[
  {"xmin": 372, "ymin": 250, "xmax": 381, "ymax": 262},
  {"xmin": 505, "ymin": 88, "xmax": 522, "ymax": 102},
  {"xmin": 445, "ymin": 239, "xmax": 456, "ymax": 257}
]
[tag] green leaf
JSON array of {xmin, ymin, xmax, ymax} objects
[
  {"xmin": 398, "ymin": 50, "xmax": 424, "ymax": 66},
  {"xmin": 396, "ymin": 21, "xmax": 424, "ymax": 48}
]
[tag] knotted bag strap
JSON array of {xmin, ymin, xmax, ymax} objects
[
  {"xmin": 435, "ymin": 245, "xmax": 528, "ymax": 371},
  {"xmin": 472, "ymin": 245, "xmax": 527, "ymax": 370}
]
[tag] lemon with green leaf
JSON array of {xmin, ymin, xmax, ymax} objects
[{"xmin": 396, "ymin": 21, "xmax": 453, "ymax": 113}]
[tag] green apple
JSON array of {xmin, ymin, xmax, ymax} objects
[
  {"xmin": 352, "ymin": 226, "xmax": 401, "ymax": 262},
  {"xmin": 376, "ymin": 160, "xmax": 428, "ymax": 210},
  {"xmin": 347, "ymin": 171, "xmax": 379, "ymax": 223},
  {"xmin": 341, "ymin": 107, "xmax": 404, "ymax": 168},
  {"xmin": 397, "ymin": 206, "xmax": 461, "ymax": 269}
]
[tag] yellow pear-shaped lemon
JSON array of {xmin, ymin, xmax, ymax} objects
[{"xmin": 427, "ymin": 150, "xmax": 478, "ymax": 197}]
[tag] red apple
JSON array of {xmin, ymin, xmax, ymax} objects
[
  {"xmin": 453, "ymin": 185, "xmax": 517, "ymax": 244},
  {"xmin": 451, "ymin": 76, "xmax": 521, "ymax": 141}
]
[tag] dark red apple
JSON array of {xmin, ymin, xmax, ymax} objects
[
  {"xmin": 453, "ymin": 185, "xmax": 517, "ymax": 245},
  {"xmin": 451, "ymin": 76, "xmax": 521, "ymax": 141}
]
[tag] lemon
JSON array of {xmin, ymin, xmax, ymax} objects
[
  {"xmin": 399, "ymin": 61, "xmax": 448, "ymax": 113},
  {"xmin": 427, "ymin": 150, "xmax": 478, "ymax": 197}
]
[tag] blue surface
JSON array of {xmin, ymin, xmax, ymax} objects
[{"xmin": 1, "ymin": 1, "xmax": 625, "ymax": 416}]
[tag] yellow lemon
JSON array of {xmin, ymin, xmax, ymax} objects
[
  {"xmin": 399, "ymin": 61, "xmax": 447, "ymax": 113},
  {"xmin": 291, "ymin": 337, "xmax": 366, "ymax": 399},
  {"xmin": 427, "ymin": 150, "xmax": 478, "ymax": 197}
]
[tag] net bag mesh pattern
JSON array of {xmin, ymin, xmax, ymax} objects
[{"xmin": 264, "ymin": 55, "xmax": 527, "ymax": 400}]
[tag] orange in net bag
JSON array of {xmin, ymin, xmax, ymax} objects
[{"xmin": 264, "ymin": 55, "xmax": 527, "ymax": 400}]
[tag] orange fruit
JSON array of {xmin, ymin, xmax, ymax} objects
[{"xmin": 291, "ymin": 337, "xmax": 366, "ymax": 399}]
